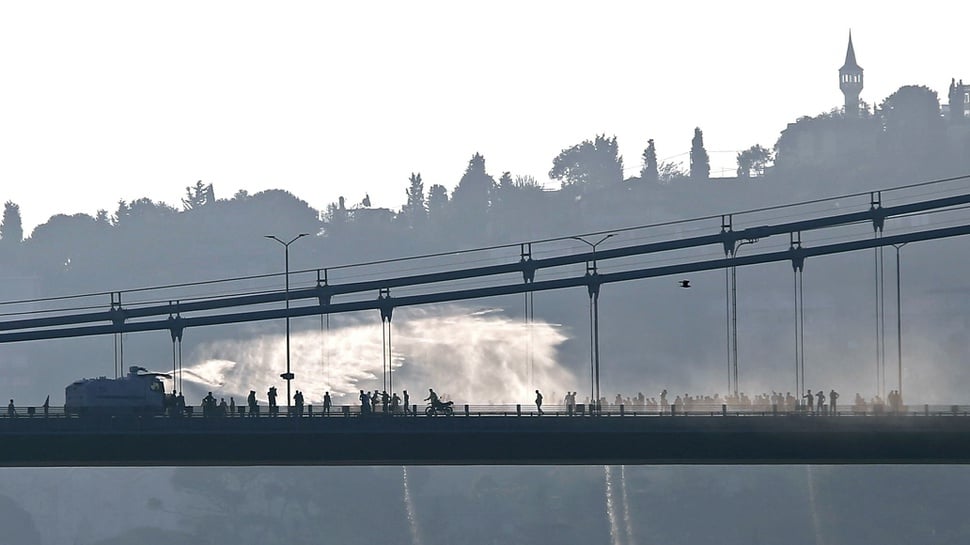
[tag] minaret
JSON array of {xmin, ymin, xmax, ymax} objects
[{"xmin": 839, "ymin": 31, "xmax": 864, "ymax": 116}]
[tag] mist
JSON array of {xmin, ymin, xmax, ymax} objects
[{"xmin": 180, "ymin": 305, "xmax": 576, "ymax": 406}]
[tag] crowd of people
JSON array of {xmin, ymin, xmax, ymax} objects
[
  {"xmin": 168, "ymin": 385, "xmax": 911, "ymax": 418},
  {"xmin": 589, "ymin": 388, "xmax": 909, "ymax": 415}
]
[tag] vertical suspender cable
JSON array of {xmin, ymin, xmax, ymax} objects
[
  {"xmin": 799, "ymin": 268, "xmax": 805, "ymax": 399},
  {"xmin": 172, "ymin": 340, "xmax": 177, "ymax": 391},
  {"xmin": 731, "ymin": 263, "xmax": 739, "ymax": 398},
  {"xmin": 178, "ymin": 338, "xmax": 183, "ymax": 393},
  {"xmin": 726, "ymin": 267, "xmax": 732, "ymax": 396},
  {"xmin": 382, "ymin": 318, "xmax": 388, "ymax": 393},
  {"xmin": 874, "ymin": 243, "xmax": 881, "ymax": 398},
  {"xmin": 388, "ymin": 319, "xmax": 393, "ymax": 396},
  {"xmin": 528, "ymin": 291, "xmax": 536, "ymax": 386},
  {"xmin": 589, "ymin": 293, "xmax": 595, "ymax": 409},
  {"xmin": 794, "ymin": 268, "xmax": 800, "ymax": 401},
  {"xmin": 879, "ymin": 241, "xmax": 886, "ymax": 398}
]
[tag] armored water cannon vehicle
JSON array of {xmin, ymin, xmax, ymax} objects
[{"xmin": 65, "ymin": 366, "xmax": 172, "ymax": 416}]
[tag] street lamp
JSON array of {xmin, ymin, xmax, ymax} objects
[
  {"xmin": 571, "ymin": 234, "xmax": 615, "ymax": 412},
  {"xmin": 265, "ymin": 233, "xmax": 310, "ymax": 412}
]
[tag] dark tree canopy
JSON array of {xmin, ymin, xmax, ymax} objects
[
  {"xmin": 640, "ymin": 139, "xmax": 659, "ymax": 183},
  {"xmin": 690, "ymin": 127, "xmax": 710, "ymax": 180},
  {"xmin": 1, "ymin": 201, "xmax": 23, "ymax": 245},
  {"xmin": 182, "ymin": 180, "xmax": 215, "ymax": 211},
  {"xmin": 879, "ymin": 84, "xmax": 945, "ymax": 162},
  {"xmin": 451, "ymin": 153, "xmax": 495, "ymax": 227},
  {"xmin": 401, "ymin": 172, "xmax": 427, "ymax": 229},
  {"xmin": 549, "ymin": 134, "xmax": 624, "ymax": 189},
  {"xmin": 736, "ymin": 144, "xmax": 773, "ymax": 178}
]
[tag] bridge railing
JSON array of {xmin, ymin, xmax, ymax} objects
[{"xmin": 2, "ymin": 403, "xmax": 970, "ymax": 419}]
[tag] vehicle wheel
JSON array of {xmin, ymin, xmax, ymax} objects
[
  {"xmin": 444, "ymin": 406, "xmax": 454, "ymax": 416},
  {"xmin": 425, "ymin": 406, "xmax": 434, "ymax": 416}
]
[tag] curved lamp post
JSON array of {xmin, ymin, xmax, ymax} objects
[
  {"xmin": 265, "ymin": 233, "xmax": 310, "ymax": 411},
  {"xmin": 571, "ymin": 234, "xmax": 615, "ymax": 412}
]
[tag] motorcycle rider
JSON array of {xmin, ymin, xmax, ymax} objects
[{"xmin": 425, "ymin": 388, "xmax": 440, "ymax": 407}]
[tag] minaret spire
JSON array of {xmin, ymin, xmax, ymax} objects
[
  {"xmin": 842, "ymin": 31, "xmax": 860, "ymax": 70},
  {"xmin": 839, "ymin": 31, "xmax": 864, "ymax": 116}
]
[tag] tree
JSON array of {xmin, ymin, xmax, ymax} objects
[
  {"xmin": 736, "ymin": 144, "xmax": 773, "ymax": 178},
  {"xmin": 879, "ymin": 85, "xmax": 945, "ymax": 165},
  {"xmin": 182, "ymin": 180, "xmax": 215, "ymax": 211},
  {"xmin": 690, "ymin": 128, "xmax": 710, "ymax": 181},
  {"xmin": 401, "ymin": 172, "xmax": 427, "ymax": 229},
  {"xmin": 640, "ymin": 139, "xmax": 659, "ymax": 183},
  {"xmin": 451, "ymin": 152, "xmax": 495, "ymax": 229},
  {"xmin": 323, "ymin": 196, "xmax": 348, "ymax": 235},
  {"xmin": 0, "ymin": 201, "xmax": 23, "ymax": 246},
  {"xmin": 427, "ymin": 184, "xmax": 448, "ymax": 225},
  {"xmin": 658, "ymin": 161, "xmax": 688, "ymax": 184},
  {"xmin": 549, "ymin": 134, "xmax": 624, "ymax": 189}
]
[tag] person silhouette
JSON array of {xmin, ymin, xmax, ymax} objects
[
  {"xmin": 535, "ymin": 389, "xmax": 544, "ymax": 415},
  {"xmin": 829, "ymin": 389, "xmax": 839, "ymax": 415},
  {"xmin": 247, "ymin": 390, "xmax": 257, "ymax": 417},
  {"xmin": 803, "ymin": 390, "xmax": 814, "ymax": 414},
  {"xmin": 815, "ymin": 390, "xmax": 826, "ymax": 416},
  {"xmin": 267, "ymin": 387, "xmax": 278, "ymax": 416},
  {"xmin": 323, "ymin": 391, "xmax": 332, "ymax": 416}
]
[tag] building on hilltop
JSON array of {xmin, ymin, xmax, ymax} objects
[{"xmin": 839, "ymin": 32, "xmax": 864, "ymax": 117}]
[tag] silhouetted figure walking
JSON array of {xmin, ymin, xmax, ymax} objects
[
  {"xmin": 815, "ymin": 390, "xmax": 826, "ymax": 416},
  {"xmin": 381, "ymin": 390, "xmax": 390, "ymax": 413},
  {"xmin": 660, "ymin": 389, "xmax": 669, "ymax": 414},
  {"xmin": 229, "ymin": 397, "xmax": 236, "ymax": 416},
  {"xmin": 293, "ymin": 390, "xmax": 304, "ymax": 417},
  {"xmin": 403, "ymin": 390, "xmax": 410, "ymax": 414},
  {"xmin": 360, "ymin": 390, "xmax": 370, "ymax": 414},
  {"xmin": 323, "ymin": 392, "xmax": 332, "ymax": 415},
  {"xmin": 829, "ymin": 390, "xmax": 839, "ymax": 415},
  {"xmin": 803, "ymin": 390, "xmax": 814, "ymax": 414},
  {"xmin": 247, "ymin": 390, "xmax": 258, "ymax": 417},
  {"xmin": 535, "ymin": 389, "xmax": 544, "ymax": 415},
  {"xmin": 7, "ymin": 399, "xmax": 15, "ymax": 418}
]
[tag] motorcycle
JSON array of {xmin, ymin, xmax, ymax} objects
[{"xmin": 425, "ymin": 399, "xmax": 454, "ymax": 416}]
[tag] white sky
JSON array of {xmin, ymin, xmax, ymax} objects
[{"xmin": 1, "ymin": 1, "xmax": 966, "ymax": 234}]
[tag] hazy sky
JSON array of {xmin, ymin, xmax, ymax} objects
[{"xmin": 1, "ymin": 1, "xmax": 965, "ymax": 234}]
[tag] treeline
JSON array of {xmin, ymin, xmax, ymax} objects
[{"xmin": 0, "ymin": 81, "xmax": 966, "ymax": 297}]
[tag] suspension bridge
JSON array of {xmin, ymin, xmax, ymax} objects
[{"xmin": 2, "ymin": 178, "xmax": 970, "ymax": 466}]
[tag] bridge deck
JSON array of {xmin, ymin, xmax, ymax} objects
[{"xmin": 0, "ymin": 413, "xmax": 968, "ymax": 466}]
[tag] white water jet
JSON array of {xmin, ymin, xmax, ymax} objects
[
  {"xmin": 604, "ymin": 465, "xmax": 623, "ymax": 545},
  {"xmin": 619, "ymin": 465, "xmax": 636, "ymax": 545},
  {"xmin": 179, "ymin": 305, "xmax": 576, "ymax": 405},
  {"xmin": 402, "ymin": 466, "xmax": 423, "ymax": 545}
]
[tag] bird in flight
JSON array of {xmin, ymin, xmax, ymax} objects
[{"xmin": 679, "ymin": 279, "xmax": 691, "ymax": 288}]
